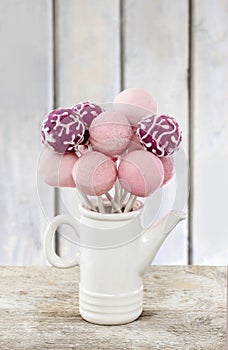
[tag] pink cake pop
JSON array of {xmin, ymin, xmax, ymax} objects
[
  {"xmin": 41, "ymin": 108, "xmax": 86, "ymax": 153},
  {"xmin": 118, "ymin": 150, "xmax": 164, "ymax": 197},
  {"xmin": 72, "ymin": 151, "xmax": 117, "ymax": 196},
  {"xmin": 72, "ymin": 101, "xmax": 104, "ymax": 128},
  {"xmin": 137, "ymin": 114, "xmax": 182, "ymax": 157},
  {"xmin": 89, "ymin": 111, "xmax": 133, "ymax": 157},
  {"xmin": 113, "ymin": 88, "xmax": 157, "ymax": 127},
  {"xmin": 127, "ymin": 133, "xmax": 144, "ymax": 152},
  {"xmin": 38, "ymin": 147, "xmax": 78, "ymax": 187},
  {"xmin": 160, "ymin": 156, "xmax": 175, "ymax": 186}
]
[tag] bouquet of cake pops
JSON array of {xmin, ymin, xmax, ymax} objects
[{"xmin": 39, "ymin": 88, "xmax": 182, "ymax": 214}]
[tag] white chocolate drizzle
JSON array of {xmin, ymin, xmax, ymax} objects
[{"xmin": 138, "ymin": 114, "xmax": 182, "ymax": 156}]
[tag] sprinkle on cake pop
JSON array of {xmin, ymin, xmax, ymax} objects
[
  {"xmin": 137, "ymin": 114, "xmax": 182, "ymax": 157},
  {"xmin": 41, "ymin": 108, "xmax": 86, "ymax": 153},
  {"xmin": 72, "ymin": 151, "xmax": 117, "ymax": 196},
  {"xmin": 118, "ymin": 150, "xmax": 164, "ymax": 197},
  {"xmin": 72, "ymin": 101, "xmax": 104, "ymax": 128},
  {"xmin": 89, "ymin": 111, "xmax": 133, "ymax": 157}
]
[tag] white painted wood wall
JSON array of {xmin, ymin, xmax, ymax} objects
[{"xmin": 0, "ymin": 0, "xmax": 227, "ymax": 265}]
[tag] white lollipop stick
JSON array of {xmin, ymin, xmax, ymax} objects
[
  {"xmin": 75, "ymin": 149, "xmax": 82, "ymax": 157},
  {"xmin": 97, "ymin": 196, "xmax": 105, "ymax": 213},
  {"xmin": 120, "ymin": 186, "xmax": 125, "ymax": 198},
  {"xmin": 120, "ymin": 189, "xmax": 129, "ymax": 208},
  {"xmin": 124, "ymin": 194, "xmax": 137, "ymax": 213},
  {"xmin": 105, "ymin": 192, "xmax": 122, "ymax": 213},
  {"xmin": 77, "ymin": 190, "xmax": 97, "ymax": 212},
  {"xmin": 114, "ymin": 180, "xmax": 120, "ymax": 206}
]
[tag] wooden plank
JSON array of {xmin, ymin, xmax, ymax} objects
[
  {"xmin": 0, "ymin": 0, "xmax": 53, "ymax": 264},
  {"xmin": 55, "ymin": 0, "xmax": 121, "ymax": 258},
  {"xmin": 124, "ymin": 0, "xmax": 189, "ymax": 264},
  {"xmin": 0, "ymin": 266, "xmax": 226, "ymax": 349},
  {"xmin": 192, "ymin": 0, "xmax": 228, "ymax": 264}
]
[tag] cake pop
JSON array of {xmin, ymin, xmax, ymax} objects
[
  {"xmin": 113, "ymin": 88, "xmax": 157, "ymax": 127},
  {"xmin": 72, "ymin": 151, "xmax": 117, "ymax": 196},
  {"xmin": 160, "ymin": 156, "xmax": 175, "ymax": 185},
  {"xmin": 127, "ymin": 133, "xmax": 143, "ymax": 152},
  {"xmin": 89, "ymin": 111, "xmax": 133, "ymax": 157},
  {"xmin": 38, "ymin": 147, "xmax": 78, "ymax": 187},
  {"xmin": 137, "ymin": 114, "xmax": 182, "ymax": 157},
  {"xmin": 41, "ymin": 108, "xmax": 86, "ymax": 153},
  {"xmin": 72, "ymin": 101, "xmax": 104, "ymax": 128},
  {"xmin": 118, "ymin": 150, "xmax": 164, "ymax": 197}
]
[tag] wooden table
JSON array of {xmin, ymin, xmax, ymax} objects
[{"xmin": 0, "ymin": 266, "xmax": 226, "ymax": 349}]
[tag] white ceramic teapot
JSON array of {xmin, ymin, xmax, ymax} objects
[{"xmin": 44, "ymin": 200, "xmax": 186, "ymax": 325}]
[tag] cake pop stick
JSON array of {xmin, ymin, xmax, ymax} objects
[
  {"xmin": 124, "ymin": 194, "xmax": 137, "ymax": 213},
  {"xmin": 77, "ymin": 190, "xmax": 97, "ymax": 212},
  {"xmin": 97, "ymin": 196, "xmax": 105, "ymax": 213},
  {"xmin": 120, "ymin": 189, "xmax": 129, "ymax": 208},
  {"xmin": 114, "ymin": 180, "xmax": 121, "ymax": 207},
  {"xmin": 75, "ymin": 149, "xmax": 82, "ymax": 158},
  {"xmin": 111, "ymin": 180, "xmax": 121, "ymax": 213},
  {"xmin": 105, "ymin": 192, "xmax": 121, "ymax": 213}
]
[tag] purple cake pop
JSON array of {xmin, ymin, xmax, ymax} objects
[
  {"xmin": 41, "ymin": 108, "xmax": 86, "ymax": 153},
  {"xmin": 137, "ymin": 114, "xmax": 182, "ymax": 157},
  {"xmin": 72, "ymin": 102, "xmax": 104, "ymax": 128}
]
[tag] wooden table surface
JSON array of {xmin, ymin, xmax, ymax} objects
[{"xmin": 0, "ymin": 266, "xmax": 226, "ymax": 350}]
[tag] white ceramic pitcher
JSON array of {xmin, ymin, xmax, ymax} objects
[{"xmin": 44, "ymin": 200, "xmax": 186, "ymax": 325}]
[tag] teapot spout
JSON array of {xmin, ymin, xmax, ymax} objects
[{"xmin": 138, "ymin": 211, "xmax": 186, "ymax": 276}]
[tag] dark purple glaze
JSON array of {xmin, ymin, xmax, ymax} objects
[
  {"xmin": 41, "ymin": 108, "xmax": 86, "ymax": 153},
  {"xmin": 72, "ymin": 102, "xmax": 104, "ymax": 128},
  {"xmin": 137, "ymin": 114, "xmax": 182, "ymax": 157}
]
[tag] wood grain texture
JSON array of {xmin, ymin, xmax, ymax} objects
[
  {"xmin": 0, "ymin": 0, "xmax": 53, "ymax": 265},
  {"xmin": 54, "ymin": 0, "xmax": 121, "ymax": 258},
  {"xmin": 123, "ymin": 0, "xmax": 189, "ymax": 264},
  {"xmin": 192, "ymin": 0, "xmax": 228, "ymax": 264},
  {"xmin": 0, "ymin": 266, "xmax": 226, "ymax": 349}
]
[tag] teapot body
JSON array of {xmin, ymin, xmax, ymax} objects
[
  {"xmin": 44, "ymin": 200, "xmax": 185, "ymax": 325},
  {"xmin": 78, "ymin": 202, "xmax": 144, "ymax": 324}
]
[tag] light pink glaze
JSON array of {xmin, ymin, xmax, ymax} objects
[
  {"xmin": 72, "ymin": 151, "xmax": 117, "ymax": 196},
  {"xmin": 160, "ymin": 156, "xmax": 175, "ymax": 186},
  {"xmin": 127, "ymin": 133, "xmax": 144, "ymax": 152},
  {"xmin": 118, "ymin": 150, "xmax": 164, "ymax": 197},
  {"xmin": 89, "ymin": 111, "xmax": 133, "ymax": 157},
  {"xmin": 113, "ymin": 88, "xmax": 157, "ymax": 127},
  {"xmin": 38, "ymin": 147, "xmax": 78, "ymax": 187}
]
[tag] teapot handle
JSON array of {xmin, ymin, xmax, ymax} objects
[{"xmin": 44, "ymin": 214, "xmax": 80, "ymax": 268}]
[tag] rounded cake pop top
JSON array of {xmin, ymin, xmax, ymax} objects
[
  {"xmin": 113, "ymin": 88, "xmax": 157, "ymax": 127},
  {"xmin": 38, "ymin": 147, "xmax": 78, "ymax": 188},
  {"xmin": 160, "ymin": 156, "xmax": 175, "ymax": 186},
  {"xmin": 72, "ymin": 151, "xmax": 117, "ymax": 196},
  {"xmin": 118, "ymin": 150, "xmax": 164, "ymax": 197},
  {"xmin": 72, "ymin": 101, "xmax": 104, "ymax": 128},
  {"xmin": 41, "ymin": 108, "xmax": 86, "ymax": 153},
  {"xmin": 137, "ymin": 114, "xmax": 182, "ymax": 157},
  {"xmin": 89, "ymin": 111, "xmax": 133, "ymax": 157}
]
